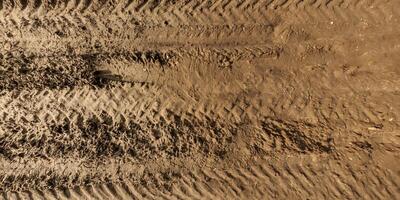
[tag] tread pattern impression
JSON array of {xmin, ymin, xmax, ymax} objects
[
  {"xmin": 0, "ymin": 0, "xmax": 398, "ymax": 31},
  {"xmin": 1, "ymin": 156, "xmax": 399, "ymax": 199}
]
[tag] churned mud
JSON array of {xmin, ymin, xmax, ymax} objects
[{"xmin": 0, "ymin": 0, "xmax": 399, "ymax": 199}]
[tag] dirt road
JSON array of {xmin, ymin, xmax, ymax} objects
[{"xmin": 0, "ymin": 0, "xmax": 399, "ymax": 199}]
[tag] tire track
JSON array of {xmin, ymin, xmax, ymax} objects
[
  {"xmin": 1, "ymin": 19, "xmax": 398, "ymax": 57},
  {"xmin": 0, "ymin": 83, "xmax": 395, "ymax": 134},
  {"xmin": 3, "ymin": 155, "xmax": 397, "ymax": 199},
  {"xmin": 0, "ymin": 1, "xmax": 399, "ymax": 198},
  {"xmin": 0, "ymin": 83, "xmax": 396, "ymax": 165},
  {"xmin": 0, "ymin": 0, "xmax": 398, "ymax": 33},
  {"xmin": 1, "ymin": 86, "xmax": 396, "ymax": 196}
]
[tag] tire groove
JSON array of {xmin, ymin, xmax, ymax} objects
[
  {"xmin": 0, "ymin": 0, "xmax": 396, "ymax": 33},
  {"xmin": 2, "ymin": 156, "xmax": 400, "ymax": 199}
]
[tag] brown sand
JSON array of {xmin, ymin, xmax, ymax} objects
[{"xmin": 0, "ymin": 0, "xmax": 399, "ymax": 199}]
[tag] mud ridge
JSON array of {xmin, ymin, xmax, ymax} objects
[
  {"xmin": 0, "ymin": 50, "xmax": 174, "ymax": 90},
  {"xmin": 0, "ymin": 111, "xmax": 344, "ymax": 192}
]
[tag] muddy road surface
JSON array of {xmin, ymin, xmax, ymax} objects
[{"xmin": 0, "ymin": 0, "xmax": 400, "ymax": 199}]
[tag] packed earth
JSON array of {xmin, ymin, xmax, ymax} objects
[{"xmin": 0, "ymin": 0, "xmax": 399, "ymax": 199}]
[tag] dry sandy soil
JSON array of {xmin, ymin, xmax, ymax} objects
[{"xmin": 0, "ymin": 0, "xmax": 399, "ymax": 199}]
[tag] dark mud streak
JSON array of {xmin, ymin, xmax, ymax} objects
[
  {"xmin": 33, "ymin": 0, "xmax": 42, "ymax": 10},
  {"xmin": 0, "ymin": 112, "xmax": 241, "ymax": 191},
  {"xmin": 0, "ymin": 50, "xmax": 174, "ymax": 90},
  {"xmin": 0, "ymin": 54, "xmax": 96, "ymax": 90},
  {"xmin": 0, "ymin": 113, "xmax": 341, "ymax": 192},
  {"xmin": 261, "ymin": 118, "xmax": 334, "ymax": 153},
  {"xmin": 0, "ymin": 113, "xmax": 235, "ymax": 161},
  {"xmin": 19, "ymin": 0, "xmax": 29, "ymax": 10}
]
